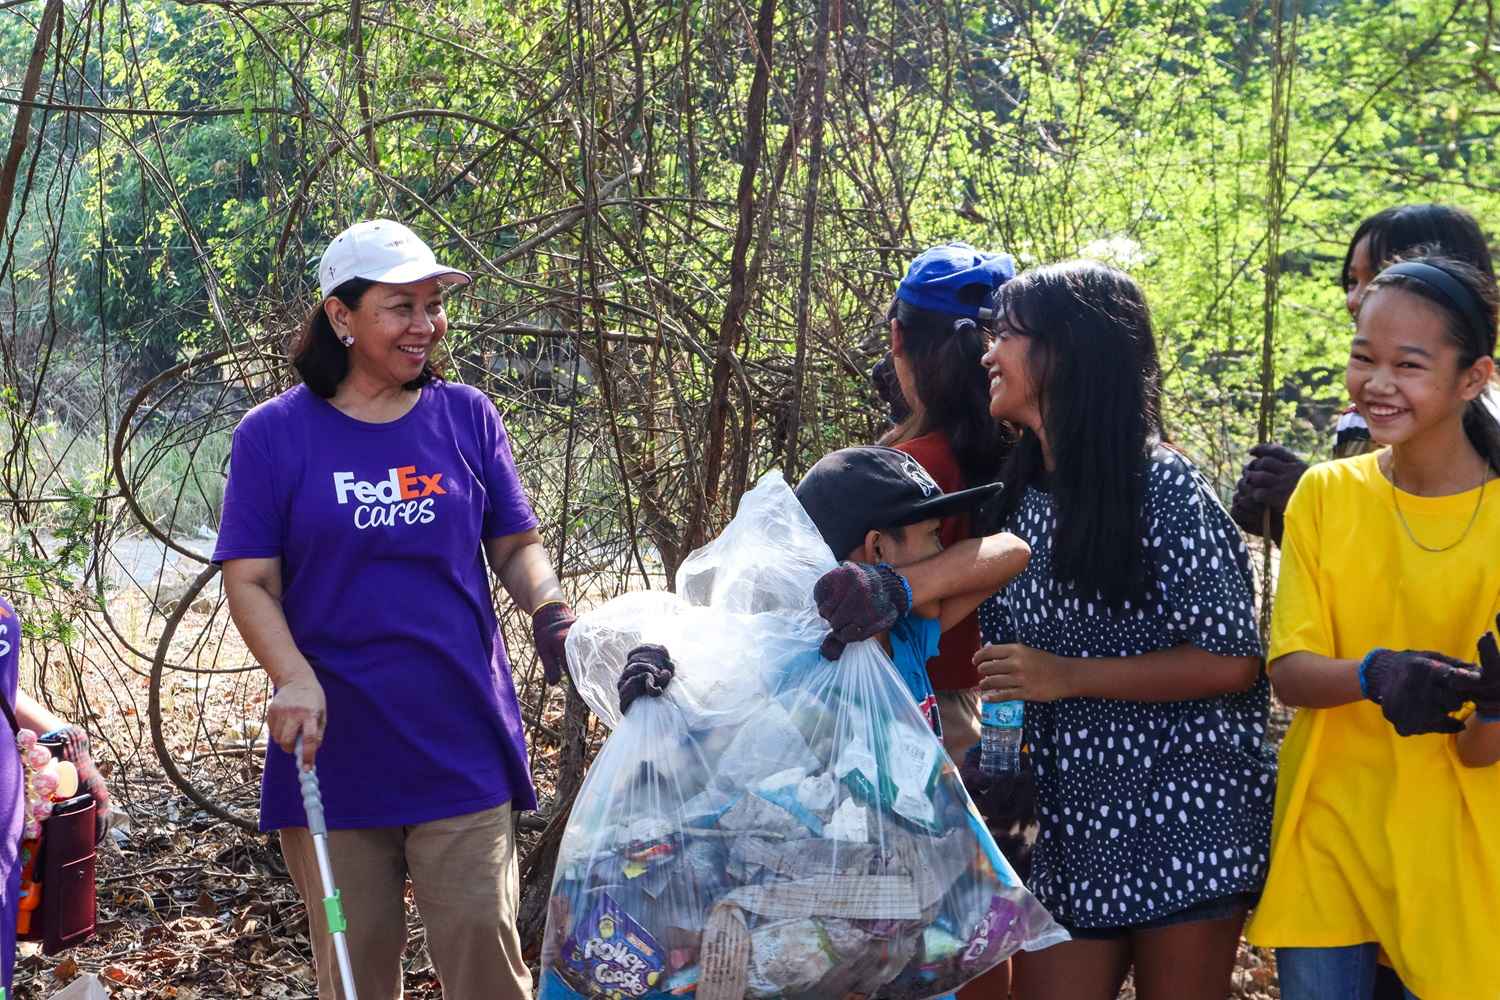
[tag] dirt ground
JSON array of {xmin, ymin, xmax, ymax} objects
[
  {"xmin": 16, "ymin": 813, "xmax": 1283, "ymax": 1000},
  {"xmin": 14, "ymin": 729, "xmax": 1287, "ymax": 998},
  {"xmin": 12, "ymin": 580, "xmax": 1291, "ymax": 999}
]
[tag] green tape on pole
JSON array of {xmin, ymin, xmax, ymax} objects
[{"xmin": 324, "ymin": 890, "xmax": 348, "ymax": 934}]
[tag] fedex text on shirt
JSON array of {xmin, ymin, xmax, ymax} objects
[{"xmin": 333, "ymin": 466, "xmax": 446, "ymax": 529}]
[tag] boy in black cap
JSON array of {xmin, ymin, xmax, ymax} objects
[
  {"xmin": 618, "ymin": 446, "xmax": 1030, "ymax": 739},
  {"xmin": 791, "ymin": 446, "xmax": 1029, "ymax": 736}
]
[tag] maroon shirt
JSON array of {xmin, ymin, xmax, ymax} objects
[{"xmin": 892, "ymin": 432, "xmax": 982, "ymax": 690}]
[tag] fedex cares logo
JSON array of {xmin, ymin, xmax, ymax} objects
[{"xmin": 332, "ymin": 466, "xmax": 446, "ymax": 530}]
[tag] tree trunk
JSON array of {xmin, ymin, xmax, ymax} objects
[
  {"xmin": 0, "ymin": 0, "xmax": 64, "ymax": 278},
  {"xmin": 687, "ymin": 0, "xmax": 778, "ymax": 549}
]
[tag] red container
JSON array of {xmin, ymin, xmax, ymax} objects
[{"xmin": 18, "ymin": 792, "xmax": 97, "ymax": 954}]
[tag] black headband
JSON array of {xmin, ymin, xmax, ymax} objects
[{"xmin": 1377, "ymin": 260, "xmax": 1489, "ymax": 338}]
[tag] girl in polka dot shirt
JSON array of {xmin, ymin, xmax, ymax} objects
[{"xmin": 974, "ymin": 261, "xmax": 1276, "ymax": 999}]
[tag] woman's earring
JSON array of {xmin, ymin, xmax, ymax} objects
[{"xmin": 340, "ymin": 335, "xmax": 354, "ymax": 347}]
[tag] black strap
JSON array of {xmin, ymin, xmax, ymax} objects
[
  {"xmin": 0, "ymin": 687, "xmax": 18, "ymax": 738},
  {"xmin": 1379, "ymin": 260, "xmax": 1489, "ymax": 338}
]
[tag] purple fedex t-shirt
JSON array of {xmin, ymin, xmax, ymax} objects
[
  {"xmin": 0, "ymin": 597, "xmax": 23, "ymax": 991},
  {"xmin": 214, "ymin": 381, "xmax": 539, "ymax": 831}
]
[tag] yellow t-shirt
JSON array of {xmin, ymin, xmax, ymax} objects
[{"xmin": 1245, "ymin": 451, "xmax": 1500, "ymax": 1000}]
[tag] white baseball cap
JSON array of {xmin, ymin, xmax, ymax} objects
[{"xmin": 318, "ymin": 219, "xmax": 472, "ymax": 299}]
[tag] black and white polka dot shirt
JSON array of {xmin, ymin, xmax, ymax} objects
[{"xmin": 978, "ymin": 448, "xmax": 1276, "ymax": 928}]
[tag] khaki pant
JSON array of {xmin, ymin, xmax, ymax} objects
[
  {"xmin": 937, "ymin": 687, "xmax": 982, "ymax": 761},
  {"xmin": 280, "ymin": 803, "xmax": 532, "ymax": 1000}
]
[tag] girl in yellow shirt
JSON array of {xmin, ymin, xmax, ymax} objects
[{"xmin": 1246, "ymin": 254, "xmax": 1500, "ymax": 1000}]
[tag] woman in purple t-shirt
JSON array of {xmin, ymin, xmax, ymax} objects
[{"xmin": 217, "ymin": 220, "xmax": 576, "ymax": 1000}]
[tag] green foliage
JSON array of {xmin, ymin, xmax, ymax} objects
[{"xmin": 1, "ymin": 0, "xmax": 1497, "ymax": 551}]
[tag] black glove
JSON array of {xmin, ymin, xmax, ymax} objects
[
  {"xmin": 618, "ymin": 644, "xmax": 675, "ymax": 715},
  {"xmin": 1229, "ymin": 443, "xmax": 1307, "ymax": 544},
  {"xmin": 1360, "ymin": 648, "xmax": 1475, "ymax": 736},
  {"xmin": 532, "ymin": 602, "xmax": 576, "ymax": 685},
  {"xmin": 1464, "ymin": 614, "xmax": 1500, "ymax": 719},
  {"xmin": 958, "ymin": 744, "xmax": 992, "ymax": 812},
  {"xmin": 959, "ymin": 745, "xmax": 1036, "ymax": 830},
  {"xmin": 812, "ymin": 562, "xmax": 912, "ymax": 660},
  {"xmin": 1230, "ymin": 471, "xmax": 1283, "ymax": 543}
]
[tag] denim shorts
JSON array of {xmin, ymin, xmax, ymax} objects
[
  {"xmin": 1060, "ymin": 892, "xmax": 1256, "ymax": 941},
  {"xmin": 1276, "ymin": 944, "xmax": 1419, "ymax": 1000}
]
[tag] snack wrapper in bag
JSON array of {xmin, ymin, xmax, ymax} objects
[{"xmin": 546, "ymin": 472, "xmax": 1066, "ymax": 999}]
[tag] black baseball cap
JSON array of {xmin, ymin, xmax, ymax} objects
[{"xmin": 794, "ymin": 446, "xmax": 1003, "ymax": 559}]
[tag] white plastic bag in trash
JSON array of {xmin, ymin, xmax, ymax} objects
[
  {"xmin": 46, "ymin": 974, "xmax": 109, "ymax": 1000},
  {"xmin": 565, "ymin": 471, "xmax": 832, "ymax": 732},
  {"xmin": 544, "ymin": 471, "xmax": 1066, "ymax": 1000}
]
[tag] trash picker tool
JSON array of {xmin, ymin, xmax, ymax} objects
[{"xmin": 296, "ymin": 734, "xmax": 359, "ymax": 1000}]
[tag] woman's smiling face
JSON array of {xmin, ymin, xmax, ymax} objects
[
  {"xmin": 1347, "ymin": 285, "xmax": 1488, "ymax": 447},
  {"xmin": 981, "ymin": 318, "xmax": 1043, "ymax": 432},
  {"xmin": 331, "ymin": 277, "xmax": 449, "ymax": 389}
]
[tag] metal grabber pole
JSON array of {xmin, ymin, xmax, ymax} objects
[{"xmin": 296, "ymin": 734, "xmax": 359, "ymax": 1000}]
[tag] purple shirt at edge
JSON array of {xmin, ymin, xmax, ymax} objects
[
  {"xmin": 214, "ymin": 382, "xmax": 540, "ymax": 831},
  {"xmin": 0, "ymin": 597, "xmax": 23, "ymax": 990}
]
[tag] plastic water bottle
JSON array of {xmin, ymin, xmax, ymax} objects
[{"xmin": 979, "ymin": 700, "xmax": 1024, "ymax": 776}]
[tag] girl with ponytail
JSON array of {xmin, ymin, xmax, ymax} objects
[
  {"xmin": 1247, "ymin": 254, "xmax": 1500, "ymax": 999},
  {"xmin": 864, "ymin": 245, "xmax": 1020, "ymax": 1000},
  {"xmin": 876, "ymin": 243, "xmax": 1017, "ymax": 761}
]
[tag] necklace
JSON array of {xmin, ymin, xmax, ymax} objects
[{"xmin": 1389, "ymin": 454, "xmax": 1489, "ymax": 553}]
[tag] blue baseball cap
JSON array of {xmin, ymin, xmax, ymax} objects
[{"xmin": 895, "ymin": 243, "xmax": 1016, "ymax": 321}]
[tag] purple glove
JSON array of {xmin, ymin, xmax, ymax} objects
[
  {"xmin": 532, "ymin": 601, "xmax": 576, "ymax": 685},
  {"xmin": 47, "ymin": 725, "xmax": 113, "ymax": 843},
  {"xmin": 813, "ymin": 562, "xmax": 912, "ymax": 660},
  {"xmin": 1359, "ymin": 648, "xmax": 1474, "ymax": 736},
  {"xmin": 1465, "ymin": 614, "xmax": 1500, "ymax": 720},
  {"xmin": 618, "ymin": 644, "xmax": 675, "ymax": 715},
  {"xmin": 1229, "ymin": 443, "xmax": 1307, "ymax": 544}
]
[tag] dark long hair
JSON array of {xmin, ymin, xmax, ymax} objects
[
  {"xmin": 989, "ymin": 261, "xmax": 1163, "ymax": 607},
  {"xmin": 291, "ymin": 278, "xmax": 442, "ymax": 397},
  {"xmin": 1342, "ymin": 204, "xmax": 1494, "ymax": 291},
  {"xmin": 1364, "ymin": 254, "xmax": 1500, "ymax": 474},
  {"xmin": 888, "ymin": 300, "xmax": 1013, "ymax": 487}
]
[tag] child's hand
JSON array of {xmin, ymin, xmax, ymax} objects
[
  {"xmin": 618, "ymin": 644, "xmax": 675, "ymax": 714},
  {"xmin": 1359, "ymin": 648, "xmax": 1473, "ymax": 736},
  {"xmin": 959, "ymin": 744, "xmax": 1037, "ymax": 832},
  {"xmin": 1230, "ymin": 443, "xmax": 1305, "ymax": 543},
  {"xmin": 1463, "ymin": 617, "xmax": 1500, "ymax": 720},
  {"xmin": 50, "ymin": 725, "xmax": 115, "ymax": 843},
  {"xmin": 974, "ymin": 643, "xmax": 1076, "ymax": 702},
  {"xmin": 813, "ymin": 562, "xmax": 912, "ymax": 660}
]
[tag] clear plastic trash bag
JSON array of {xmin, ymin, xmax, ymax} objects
[
  {"xmin": 545, "ymin": 472, "xmax": 1066, "ymax": 1000},
  {"xmin": 565, "ymin": 471, "xmax": 833, "ymax": 733}
]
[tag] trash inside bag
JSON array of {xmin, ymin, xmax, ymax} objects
[{"xmin": 547, "ymin": 472, "xmax": 1066, "ymax": 999}]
